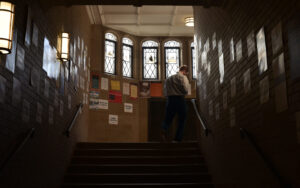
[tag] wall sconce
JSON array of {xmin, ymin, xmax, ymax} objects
[
  {"xmin": 185, "ymin": 17, "xmax": 194, "ymax": 27},
  {"xmin": 0, "ymin": 1, "xmax": 15, "ymax": 55},
  {"xmin": 58, "ymin": 32, "xmax": 70, "ymax": 62}
]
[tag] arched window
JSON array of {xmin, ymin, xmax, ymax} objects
[
  {"xmin": 104, "ymin": 33, "xmax": 117, "ymax": 74},
  {"xmin": 122, "ymin": 37, "xmax": 133, "ymax": 78},
  {"xmin": 142, "ymin": 40, "xmax": 159, "ymax": 80},
  {"xmin": 191, "ymin": 42, "xmax": 197, "ymax": 79},
  {"xmin": 164, "ymin": 40, "xmax": 181, "ymax": 78}
]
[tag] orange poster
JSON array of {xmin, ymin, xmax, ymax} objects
[{"xmin": 150, "ymin": 83, "xmax": 163, "ymax": 97}]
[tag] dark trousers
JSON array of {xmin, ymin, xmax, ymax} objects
[{"xmin": 162, "ymin": 96, "xmax": 187, "ymax": 141}]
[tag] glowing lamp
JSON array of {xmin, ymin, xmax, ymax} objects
[
  {"xmin": 59, "ymin": 32, "xmax": 70, "ymax": 61},
  {"xmin": 185, "ymin": 17, "xmax": 194, "ymax": 27},
  {"xmin": 0, "ymin": 1, "xmax": 15, "ymax": 55}
]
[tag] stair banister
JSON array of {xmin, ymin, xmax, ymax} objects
[
  {"xmin": 191, "ymin": 99, "xmax": 210, "ymax": 136},
  {"xmin": 64, "ymin": 103, "xmax": 83, "ymax": 137}
]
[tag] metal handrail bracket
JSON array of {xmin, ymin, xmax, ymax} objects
[{"xmin": 191, "ymin": 99, "xmax": 210, "ymax": 136}]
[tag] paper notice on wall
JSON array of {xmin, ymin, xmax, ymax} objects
[
  {"xmin": 243, "ymin": 69, "xmax": 251, "ymax": 94},
  {"xmin": 256, "ymin": 28, "xmax": 268, "ymax": 75},
  {"xmin": 188, "ymin": 83, "xmax": 192, "ymax": 96},
  {"xmin": 16, "ymin": 44, "xmax": 25, "ymax": 71},
  {"xmin": 140, "ymin": 82, "xmax": 150, "ymax": 97},
  {"xmin": 296, "ymin": 112, "xmax": 300, "ymax": 144},
  {"xmin": 223, "ymin": 91, "xmax": 228, "ymax": 110},
  {"xmin": 109, "ymin": 114, "xmax": 118, "ymax": 125},
  {"xmin": 32, "ymin": 23, "xmax": 39, "ymax": 47},
  {"xmin": 272, "ymin": 53, "xmax": 285, "ymax": 78},
  {"xmin": 215, "ymin": 103, "xmax": 220, "ymax": 120},
  {"xmin": 230, "ymin": 107, "xmax": 236, "ymax": 127},
  {"xmin": 22, "ymin": 100, "xmax": 30, "ymax": 123},
  {"xmin": 275, "ymin": 82, "xmax": 288, "ymax": 113},
  {"xmin": 123, "ymin": 82, "xmax": 130, "ymax": 95},
  {"xmin": 231, "ymin": 77, "xmax": 236, "ymax": 98},
  {"xmin": 271, "ymin": 22, "xmax": 283, "ymax": 55},
  {"xmin": 130, "ymin": 84, "xmax": 138, "ymax": 99},
  {"xmin": 68, "ymin": 95, "xmax": 72, "ymax": 109},
  {"xmin": 54, "ymin": 90, "xmax": 59, "ymax": 107},
  {"xmin": 124, "ymin": 103, "xmax": 133, "ymax": 113},
  {"xmin": 12, "ymin": 77, "xmax": 22, "ymax": 106},
  {"xmin": 99, "ymin": 99, "xmax": 108, "ymax": 109},
  {"xmin": 90, "ymin": 91, "xmax": 100, "ymax": 99},
  {"xmin": 260, "ymin": 76, "xmax": 269, "ymax": 104},
  {"xmin": 36, "ymin": 102, "xmax": 43, "ymax": 124},
  {"xmin": 101, "ymin": 78, "xmax": 109, "ymax": 90},
  {"xmin": 60, "ymin": 100, "xmax": 64, "ymax": 116},
  {"xmin": 49, "ymin": 106, "xmax": 54, "ymax": 125},
  {"xmin": 247, "ymin": 31, "xmax": 256, "ymax": 57},
  {"xmin": 44, "ymin": 79, "xmax": 49, "ymax": 98},
  {"xmin": 111, "ymin": 80, "xmax": 121, "ymax": 91},
  {"xmin": 90, "ymin": 99, "xmax": 108, "ymax": 110},
  {"xmin": 209, "ymin": 100, "xmax": 213, "ymax": 116}
]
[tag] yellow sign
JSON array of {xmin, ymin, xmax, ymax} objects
[
  {"xmin": 130, "ymin": 84, "xmax": 138, "ymax": 98},
  {"xmin": 111, "ymin": 80, "xmax": 120, "ymax": 91}
]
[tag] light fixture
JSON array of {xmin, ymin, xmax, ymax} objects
[
  {"xmin": 0, "ymin": 1, "xmax": 15, "ymax": 55},
  {"xmin": 59, "ymin": 32, "xmax": 70, "ymax": 61},
  {"xmin": 185, "ymin": 17, "xmax": 194, "ymax": 27}
]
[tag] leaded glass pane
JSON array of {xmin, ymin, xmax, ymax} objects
[
  {"xmin": 105, "ymin": 33, "xmax": 117, "ymax": 41},
  {"xmin": 142, "ymin": 40, "xmax": 158, "ymax": 47},
  {"xmin": 104, "ymin": 40, "xmax": 116, "ymax": 74},
  {"xmin": 123, "ymin": 45, "xmax": 132, "ymax": 77},
  {"xmin": 165, "ymin": 48, "xmax": 180, "ymax": 78},
  {"xmin": 143, "ymin": 48, "xmax": 158, "ymax": 79},
  {"xmin": 122, "ymin": 37, "xmax": 133, "ymax": 46},
  {"xmin": 164, "ymin": 40, "xmax": 180, "ymax": 47}
]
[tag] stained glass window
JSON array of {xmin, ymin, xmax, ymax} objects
[
  {"xmin": 142, "ymin": 40, "xmax": 159, "ymax": 79},
  {"xmin": 104, "ymin": 33, "xmax": 117, "ymax": 74},
  {"xmin": 122, "ymin": 37, "xmax": 133, "ymax": 78},
  {"xmin": 164, "ymin": 41, "xmax": 181, "ymax": 78},
  {"xmin": 191, "ymin": 42, "xmax": 197, "ymax": 79}
]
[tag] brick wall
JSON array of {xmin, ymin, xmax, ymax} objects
[
  {"xmin": 0, "ymin": 2, "xmax": 91, "ymax": 188},
  {"xmin": 193, "ymin": 0, "xmax": 300, "ymax": 187}
]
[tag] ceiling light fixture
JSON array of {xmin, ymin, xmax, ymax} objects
[
  {"xmin": 185, "ymin": 17, "xmax": 194, "ymax": 27},
  {"xmin": 0, "ymin": 1, "xmax": 15, "ymax": 55}
]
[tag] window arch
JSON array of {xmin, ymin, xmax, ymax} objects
[
  {"xmin": 164, "ymin": 40, "xmax": 181, "ymax": 78},
  {"xmin": 122, "ymin": 37, "xmax": 133, "ymax": 78},
  {"xmin": 142, "ymin": 40, "xmax": 159, "ymax": 80},
  {"xmin": 191, "ymin": 42, "xmax": 197, "ymax": 79},
  {"xmin": 104, "ymin": 33, "xmax": 117, "ymax": 74}
]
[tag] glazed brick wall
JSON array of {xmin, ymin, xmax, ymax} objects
[
  {"xmin": 194, "ymin": 0, "xmax": 300, "ymax": 187},
  {"xmin": 0, "ymin": 1, "xmax": 91, "ymax": 188}
]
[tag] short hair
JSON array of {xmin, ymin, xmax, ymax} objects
[{"xmin": 179, "ymin": 65, "xmax": 188, "ymax": 72}]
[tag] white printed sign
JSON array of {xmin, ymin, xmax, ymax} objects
[
  {"xmin": 123, "ymin": 82, "xmax": 130, "ymax": 95},
  {"xmin": 109, "ymin": 114, "xmax": 118, "ymax": 125},
  {"xmin": 124, "ymin": 103, "xmax": 133, "ymax": 113},
  {"xmin": 101, "ymin": 77, "xmax": 109, "ymax": 90}
]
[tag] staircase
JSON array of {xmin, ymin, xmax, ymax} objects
[{"xmin": 62, "ymin": 142, "xmax": 214, "ymax": 188}]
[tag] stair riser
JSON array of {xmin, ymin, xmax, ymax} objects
[
  {"xmin": 73, "ymin": 150, "xmax": 201, "ymax": 156},
  {"xmin": 64, "ymin": 175, "xmax": 212, "ymax": 183},
  {"xmin": 67, "ymin": 166, "xmax": 208, "ymax": 174},
  {"xmin": 62, "ymin": 184, "xmax": 214, "ymax": 188},
  {"xmin": 71, "ymin": 157, "xmax": 204, "ymax": 165}
]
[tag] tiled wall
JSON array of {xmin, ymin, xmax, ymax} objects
[
  {"xmin": 194, "ymin": 0, "xmax": 300, "ymax": 187},
  {"xmin": 0, "ymin": 2, "xmax": 91, "ymax": 188}
]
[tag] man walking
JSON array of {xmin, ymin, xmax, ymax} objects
[{"xmin": 161, "ymin": 65, "xmax": 190, "ymax": 142}]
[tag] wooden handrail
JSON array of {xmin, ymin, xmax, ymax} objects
[
  {"xmin": 191, "ymin": 99, "xmax": 210, "ymax": 136},
  {"xmin": 64, "ymin": 103, "xmax": 83, "ymax": 137},
  {"xmin": 240, "ymin": 128, "xmax": 291, "ymax": 188},
  {"xmin": 0, "ymin": 128, "xmax": 35, "ymax": 173}
]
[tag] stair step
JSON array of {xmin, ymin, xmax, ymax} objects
[
  {"xmin": 71, "ymin": 155, "xmax": 204, "ymax": 165},
  {"xmin": 73, "ymin": 148, "xmax": 201, "ymax": 156},
  {"xmin": 64, "ymin": 173, "xmax": 211, "ymax": 183},
  {"xmin": 62, "ymin": 182, "xmax": 214, "ymax": 188},
  {"xmin": 76, "ymin": 142, "xmax": 199, "ymax": 150},
  {"xmin": 67, "ymin": 164, "xmax": 208, "ymax": 173}
]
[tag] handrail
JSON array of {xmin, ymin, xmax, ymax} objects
[
  {"xmin": 240, "ymin": 128, "xmax": 291, "ymax": 188},
  {"xmin": 191, "ymin": 99, "xmax": 210, "ymax": 136},
  {"xmin": 0, "ymin": 128, "xmax": 35, "ymax": 173},
  {"xmin": 64, "ymin": 103, "xmax": 83, "ymax": 137}
]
